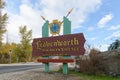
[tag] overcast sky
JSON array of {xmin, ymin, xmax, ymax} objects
[{"xmin": 3, "ymin": 0, "xmax": 120, "ymax": 51}]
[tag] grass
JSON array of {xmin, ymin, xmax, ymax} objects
[{"xmin": 55, "ymin": 69, "xmax": 120, "ymax": 80}]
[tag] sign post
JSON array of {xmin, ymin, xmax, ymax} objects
[
  {"xmin": 42, "ymin": 20, "xmax": 50, "ymax": 73},
  {"xmin": 32, "ymin": 9, "xmax": 85, "ymax": 74},
  {"xmin": 32, "ymin": 33, "xmax": 85, "ymax": 73},
  {"xmin": 9, "ymin": 49, "xmax": 12, "ymax": 64},
  {"xmin": 63, "ymin": 16, "xmax": 71, "ymax": 74}
]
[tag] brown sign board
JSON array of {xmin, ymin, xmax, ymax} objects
[
  {"xmin": 37, "ymin": 59, "xmax": 74, "ymax": 63},
  {"xmin": 32, "ymin": 33, "xmax": 85, "ymax": 56}
]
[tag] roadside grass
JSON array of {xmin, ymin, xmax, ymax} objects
[
  {"xmin": 52, "ymin": 69, "xmax": 120, "ymax": 80},
  {"xmin": 70, "ymin": 70, "xmax": 120, "ymax": 80}
]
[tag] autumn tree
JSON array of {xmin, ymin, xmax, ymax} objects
[
  {"xmin": 0, "ymin": 0, "xmax": 8, "ymax": 63},
  {"xmin": 17, "ymin": 25, "xmax": 32, "ymax": 62},
  {"xmin": 0, "ymin": 43, "xmax": 10, "ymax": 63},
  {"xmin": 14, "ymin": 43, "xmax": 23, "ymax": 62}
]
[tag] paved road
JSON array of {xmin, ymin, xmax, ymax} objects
[{"xmin": 0, "ymin": 63, "xmax": 44, "ymax": 74}]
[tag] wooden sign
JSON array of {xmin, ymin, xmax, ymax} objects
[
  {"xmin": 32, "ymin": 33, "xmax": 85, "ymax": 56},
  {"xmin": 37, "ymin": 59, "xmax": 74, "ymax": 63}
]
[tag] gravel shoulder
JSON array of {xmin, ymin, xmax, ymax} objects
[{"xmin": 0, "ymin": 66, "xmax": 82, "ymax": 80}]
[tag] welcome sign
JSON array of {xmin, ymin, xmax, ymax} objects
[{"xmin": 32, "ymin": 33, "xmax": 85, "ymax": 56}]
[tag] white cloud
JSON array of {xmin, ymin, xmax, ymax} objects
[
  {"xmin": 6, "ymin": 4, "xmax": 43, "ymax": 43},
  {"xmin": 89, "ymin": 37, "xmax": 97, "ymax": 41},
  {"xmin": 87, "ymin": 43, "xmax": 109, "ymax": 51},
  {"xmin": 97, "ymin": 13, "xmax": 113, "ymax": 28},
  {"xmin": 87, "ymin": 27, "xmax": 95, "ymax": 32},
  {"xmin": 21, "ymin": 0, "xmax": 30, "ymax": 4},
  {"xmin": 5, "ymin": 0, "xmax": 102, "ymax": 43},
  {"xmin": 108, "ymin": 25, "xmax": 120, "ymax": 30},
  {"xmin": 90, "ymin": 44, "xmax": 109, "ymax": 51},
  {"xmin": 105, "ymin": 31, "xmax": 120, "ymax": 40},
  {"xmin": 40, "ymin": 0, "xmax": 101, "ymax": 29},
  {"xmin": 99, "ymin": 44, "xmax": 109, "ymax": 51}
]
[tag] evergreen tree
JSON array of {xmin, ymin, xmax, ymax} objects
[{"xmin": 108, "ymin": 39, "xmax": 120, "ymax": 51}]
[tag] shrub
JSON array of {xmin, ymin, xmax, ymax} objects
[{"xmin": 77, "ymin": 48, "xmax": 104, "ymax": 75}]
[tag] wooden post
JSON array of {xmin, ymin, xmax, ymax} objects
[
  {"xmin": 42, "ymin": 20, "xmax": 49, "ymax": 73},
  {"xmin": 43, "ymin": 56, "xmax": 49, "ymax": 73},
  {"xmin": 63, "ymin": 16, "xmax": 71, "ymax": 74}
]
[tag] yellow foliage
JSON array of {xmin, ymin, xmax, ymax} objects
[
  {"xmin": 1, "ymin": 43, "xmax": 17, "ymax": 55},
  {"xmin": 2, "ymin": 43, "xmax": 10, "ymax": 54}
]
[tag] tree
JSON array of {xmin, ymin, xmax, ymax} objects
[
  {"xmin": 0, "ymin": 43, "xmax": 10, "ymax": 63},
  {"xmin": 0, "ymin": 0, "xmax": 8, "ymax": 63},
  {"xmin": 108, "ymin": 39, "xmax": 120, "ymax": 51},
  {"xmin": 14, "ymin": 43, "xmax": 23, "ymax": 62},
  {"xmin": 0, "ymin": 43, "xmax": 19, "ymax": 63},
  {"xmin": 0, "ymin": 0, "xmax": 8, "ymax": 46},
  {"xmin": 18, "ymin": 25, "xmax": 32, "ymax": 62}
]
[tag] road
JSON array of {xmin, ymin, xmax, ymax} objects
[{"xmin": 0, "ymin": 63, "xmax": 44, "ymax": 74}]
